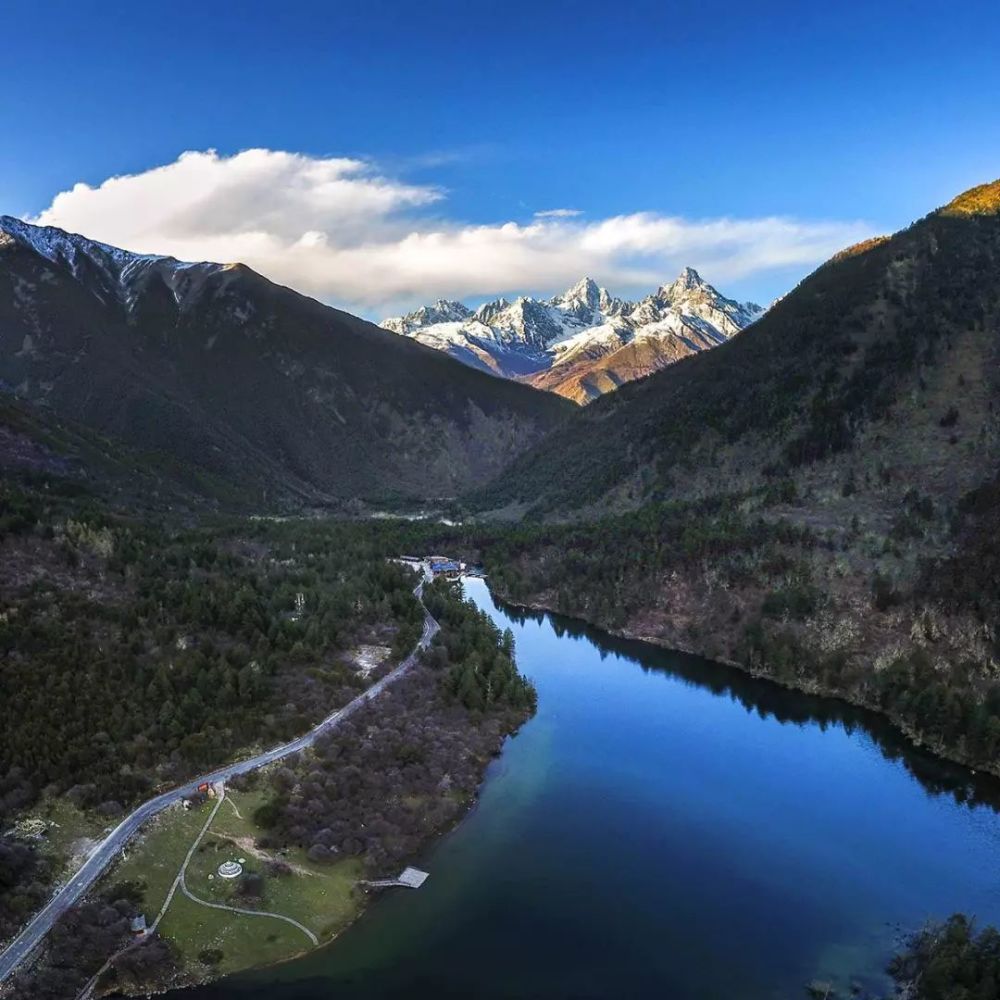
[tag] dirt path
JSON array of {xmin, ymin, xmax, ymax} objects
[
  {"xmin": 167, "ymin": 786, "xmax": 318, "ymax": 946},
  {"xmin": 177, "ymin": 882, "xmax": 319, "ymax": 946},
  {"xmin": 151, "ymin": 789, "xmax": 226, "ymax": 933}
]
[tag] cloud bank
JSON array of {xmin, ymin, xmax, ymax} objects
[{"xmin": 32, "ymin": 148, "xmax": 871, "ymax": 313}]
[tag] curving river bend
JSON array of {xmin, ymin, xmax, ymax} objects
[{"xmin": 177, "ymin": 578, "xmax": 1000, "ymax": 999}]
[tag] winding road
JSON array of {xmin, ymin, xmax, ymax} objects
[{"xmin": 0, "ymin": 566, "xmax": 438, "ymax": 985}]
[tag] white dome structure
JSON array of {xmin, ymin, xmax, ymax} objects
[{"xmin": 218, "ymin": 861, "xmax": 243, "ymax": 879}]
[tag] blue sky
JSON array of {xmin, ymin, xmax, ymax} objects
[{"xmin": 3, "ymin": 0, "xmax": 999, "ymax": 312}]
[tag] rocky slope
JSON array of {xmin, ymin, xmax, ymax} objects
[
  {"xmin": 0, "ymin": 217, "xmax": 573, "ymax": 509},
  {"xmin": 382, "ymin": 270, "xmax": 763, "ymax": 403}
]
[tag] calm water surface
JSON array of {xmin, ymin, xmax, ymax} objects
[{"xmin": 178, "ymin": 579, "xmax": 1000, "ymax": 999}]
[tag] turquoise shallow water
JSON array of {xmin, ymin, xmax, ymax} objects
[{"xmin": 175, "ymin": 579, "xmax": 1000, "ymax": 999}]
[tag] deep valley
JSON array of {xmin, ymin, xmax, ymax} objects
[{"xmin": 2, "ymin": 177, "xmax": 1000, "ymax": 1000}]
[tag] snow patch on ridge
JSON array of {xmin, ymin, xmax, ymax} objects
[{"xmin": 0, "ymin": 215, "xmax": 225, "ymax": 314}]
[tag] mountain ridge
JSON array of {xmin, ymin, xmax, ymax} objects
[
  {"xmin": 471, "ymin": 179, "xmax": 1000, "ymax": 518},
  {"xmin": 466, "ymin": 177, "xmax": 1000, "ymax": 804},
  {"xmin": 0, "ymin": 216, "xmax": 573, "ymax": 509},
  {"xmin": 382, "ymin": 269, "xmax": 763, "ymax": 403}
]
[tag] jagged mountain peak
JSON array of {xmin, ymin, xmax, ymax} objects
[
  {"xmin": 673, "ymin": 264, "xmax": 705, "ymax": 286},
  {"xmin": 474, "ymin": 297, "xmax": 510, "ymax": 323},
  {"xmin": 381, "ymin": 297, "xmax": 473, "ymax": 335},
  {"xmin": 555, "ymin": 276, "xmax": 603, "ymax": 310},
  {"xmin": 382, "ymin": 270, "xmax": 765, "ymax": 403},
  {"xmin": 658, "ymin": 266, "xmax": 711, "ymax": 300},
  {"xmin": 431, "ymin": 297, "xmax": 468, "ymax": 311}
]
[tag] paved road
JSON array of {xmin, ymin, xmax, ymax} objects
[{"xmin": 0, "ymin": 569, "xmax": 438, "ymax": 985}]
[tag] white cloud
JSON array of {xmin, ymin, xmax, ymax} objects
[
  {"xmin": 31, "ymin": 148, "xmax": 872, "ymax": 314},
  {"xmin": 534, "ymin": 207, "xmax": 583, "ymax": 218}
]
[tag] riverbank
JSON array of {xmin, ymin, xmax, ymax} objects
[
  {"xmin": 492, "ymin": 583, "xmax": 1000, "ymax": 786},
  {"xmin": 163, "ymin": 576, "xmax": 1000, "ymax": 1000},
  {"xmin": 81, "ymin": 579, "xmax": 536, "ymax": 998},
  {"xmin": 141, "ymin": 578, "xmax": 998, "ymax": 999}
]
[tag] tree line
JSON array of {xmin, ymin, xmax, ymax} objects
[{"xmin": 253, "ymin": 578, "xmax": 534, "ymax": 875}]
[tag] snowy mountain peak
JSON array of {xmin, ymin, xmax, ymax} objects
[
  {"xmin": 660, "ymin": 266, "xmax": 708, "ymax": 299},
  {"xmin": 381, "ymin": 270, "xmax": 767, "ymax": 403},
  {"xmin": 421, "ymin": 299, "xmax": 472, "ymax": 323},
  {"xmin": 381, "ymin": 298, "xmax": 473, "ymax": 335},
  {"xmin": 556, "ymin": 276, "xmax": 603, "ymax": 310},
  {"xmin": 1, "ymin": 214, "xmax": 161, "ymax": 271},
  {"xmin": 473, "ymin": 297, "xmax": 510, "ymax": 324}
]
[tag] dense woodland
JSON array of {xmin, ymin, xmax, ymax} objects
[
  {"xmin": 0, "ymin": 821, "xmax": 48, "ymax": 954},
  {"xmin": 480, "ymin": 496, "xmax": 818, "ymax": 629},
  {"xmin": 0, "ymin": 487, "xmax": 424, "ymax": 811},
  {"xmin": 9, "ymin": 881, "xmax": 173, "ymax": 1000},
  {"xmin": 883, "ymin": 914, "xmax": 1000, "ymax": 1000},
  {"xmin": 0, "ymin": 484, "xmax": 430, "ymax": 947},
  {"xmin": 256, "ymin": 578, "xmax": 534, "ymax": 874}
]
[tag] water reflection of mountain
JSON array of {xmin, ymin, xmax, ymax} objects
[{"xmin": 499, "ymin": 599, "xmax": 1000, "ymax": 814}]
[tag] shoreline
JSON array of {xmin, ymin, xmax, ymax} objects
[
  {"xmin": 493, "ymin": 588, "xmax": 1000, "ymax": 787},
  {"xmin": 102, "ymin": 580, "xmax": 532, "ymax": 998},
  {"xmin": 122, "ymin": 772, "xmax": 501, "ymax": 999},
  {"xmin": 199, "ymin": 578, "xmax": 995, "ymax": 1000},
  {"xmin": 29, "ymin": 578, "xmax": 988, "ymax": 999},
  {"xmin": 115, "ymin": 579, "xmax": 992, "ymax": 999}
]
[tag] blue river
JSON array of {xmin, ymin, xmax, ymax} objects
[{"xmin": 177, "ymin": 578, "xmax": 1000, "ymax": 998}]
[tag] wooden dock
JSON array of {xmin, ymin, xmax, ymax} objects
[{"xmin": 360, "ymin": 866, "xmax": 429, "ymax": 889}]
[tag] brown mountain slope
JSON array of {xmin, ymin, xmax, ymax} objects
[
  {"xmin": 524, "ymin": 328, "xmax": 721, "ymax": 403},
  {"xmin": 0, "ymin": 217, "xmax": 573, "ymax": 509}
]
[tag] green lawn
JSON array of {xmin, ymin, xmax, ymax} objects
[
  {"xmin": 104, "ymin": 803, "xmax": 209, "ymax": 917},
  {"xmin": 156, "ymin": 892, "xmax": 311, "ymax": 978},
  {"xmin": 97, "ymin": 787, "xmax": 363, "ymax": 982},
  {"xmin": 192, "ymin": 789, "xmax": 363, "ymax": 939}
]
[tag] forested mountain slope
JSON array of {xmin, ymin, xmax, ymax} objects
[
  {"xmin": 470, "ymin": 179, "xmax": 1000, "ymax": 779},
  {"xmin": 0, "ymin": 390, "xmax": 243, "ymax": 512},
  {"xmin": 476, "ymin": 181, "xmax": 1000, "ymax": 518},
  {"xmin": 0, "ymin": 217, "xmax": 572, "ymax": 508}
]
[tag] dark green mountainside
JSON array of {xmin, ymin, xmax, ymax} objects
[
  {"xmin": 2, "ymin": 182, "xmax": 1000, "ymax": 996},
  {"xmin": 0, "ymin": 217, "xmax": 572, "ymax": 509},
  {"xmin": 466, "ymin": 179, "xmax": 1000, "ymax": 782},
  {"xmin": 0, "ymin": 390, "xmax": 247, "ymax": 512},
  {"xmin": 475, "ymin": 180, "xmax": 1000, "ymax": 518}
]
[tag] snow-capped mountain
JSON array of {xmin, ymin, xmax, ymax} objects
[
  {"xmin": 382, "ymin": 270, "xmax": 764, "ymax": 403},
  {"xmin": 0, "ymin": 214, "xmax": 240, "ymax": 316}
]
